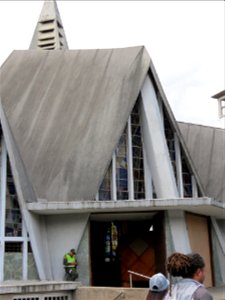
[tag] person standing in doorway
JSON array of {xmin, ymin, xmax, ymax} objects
[
  {"xmin": 167, "ymin": 252, "xmax": 213, "ymax": 300},
  {"xmin": 63, "ymin": 248, "xmax": 78, "ymax": 281},
  {"xmin": 146, "ymin": 273, "xmax": 169, "ymax": 300}
]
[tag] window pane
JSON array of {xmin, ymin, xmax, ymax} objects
[
  {"xmin": 4, "ymin": 242, "xmax": 22, "ymax": 280},
  {"xmin": 99, "ymin": 162, "xmax": 112, "ymax": 200},
  {"xmin": 116, "ymin": 128, "xmax": 128, "ymax": 200},
  {"xmin": 131, "ymin": 99, "xmax": 145, "ymax": 199},
  {"xmin": 28, "ymin": 242, "xmax": 39, "ymax": 280},
  {"xmin": 5, "ymin": 158, "xmax": 22, "ymax": 237}
]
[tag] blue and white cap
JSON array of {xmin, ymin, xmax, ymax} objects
[{"xmin": 149, "ymin": 273, "xmax": 169, "ymax": 292}]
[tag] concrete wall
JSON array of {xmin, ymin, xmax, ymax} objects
[
  {"xmin": 74, "ymin": 287, "xmax": 148, "ymax": 300},
  {"xmin": 45, "ymin": 213, "xmax": 89, "ymax": 281},
  {"xmin": 1, "ymin": 285, "xmax": 223, "ymax": 300},
  {"xmin": 211, "ymin": 219, "xmax": 225, "ymax": 286},
  {"xmin": 0, "ymin": 282, "xmax": 78, "ymax": 300}
]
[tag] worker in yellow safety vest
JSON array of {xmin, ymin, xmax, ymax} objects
[{"xmin": 63, "ymin": 248, "xmax": 78, "ymax": 281}]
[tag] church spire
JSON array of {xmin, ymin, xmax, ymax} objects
[{"xmin": 29, "ymin": 0, "xmax": 68, "ymax": 50}]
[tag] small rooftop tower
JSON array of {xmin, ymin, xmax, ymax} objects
[
  {"xmin": 212, "ymin": 90, "xmax": 225, "ymax": 128},
  {"xmin": 29, "ymin": 0, "xmax": 68, "ymax": 50}
]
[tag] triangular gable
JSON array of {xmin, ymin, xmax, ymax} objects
[
  {"xmin": 179, "ymin": 122, "xmax": 225, "ymax": 202},
  {"xmin": 98, "ymin": 64, "xmax": 205, "ymax": 200},
  {"xmin": 0, "ymin": 47, "xmax": 150, "ymax": 202},
  {"xmin": 148, "ymin": 62, "xmax": 205, "ymax": 196}
]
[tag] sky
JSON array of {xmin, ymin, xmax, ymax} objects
[{"xmin": 0, "ymin": 0, "xmax": 224, "ymax": 128}]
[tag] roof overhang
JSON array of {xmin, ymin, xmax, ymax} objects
[
  {"xmin": 27, "ymin": 197, "xmax": 225, "ymax": 219},
  {"xmin": 211, "ymin": 90, "xmax": 225, "ymax": 99}
]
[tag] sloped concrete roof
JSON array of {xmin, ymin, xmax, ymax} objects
[
  {"xmin": 0, "ymin": 47, "xmax": 150, "ymax": 202},
  {"xmin": 178, "ymin": 122, "xmax": 225, "ymax": 203}
]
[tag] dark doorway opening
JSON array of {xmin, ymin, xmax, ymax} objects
[{"xmin": 90, "ymin": 212, "xmax": 166, "ymax": 287}]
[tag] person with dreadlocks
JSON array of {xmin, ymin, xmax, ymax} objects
[{"xmin": 166, "ymin": 252, "xmax": 213, "ymax": 300}]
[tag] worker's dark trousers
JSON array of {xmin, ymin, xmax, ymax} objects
[{"xmin": 65, "ymin": 268, "xmax": 78, "ymax": 281}]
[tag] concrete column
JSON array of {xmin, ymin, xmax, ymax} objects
[
  {"xmin": 0, "ymin": 104, "xmax": 52, "ymax": 280},
  {"xmin": 0, "ymin": 137, "xmax": 7, "ymax": 281},
  {"xmin": 127, "ymin": 116, "xmax": 134, "ymax": 200},
  {"xmin": 45, "ymin": 213, "xmax": 89, "ymax": 280},
  {"xmin": 141, "ymin": 76, "xmax": 178, "ymax": 198},
  {"xmin": 167, "ymin": 210, "xmax": 191, "ymax": 253},
  {"xmin": 112, "ymin": 151, "xmax": 117, "ymax": 200},
  {"xmin": 141, "ymin": 75, "xmax": 191, "ymax": 253}
]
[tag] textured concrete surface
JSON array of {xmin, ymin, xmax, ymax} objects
[
  {"xmin": 74, "ymin": 286, "xmax": 148, "ymax": 300},
  {"xmin": 0, "ymin": 280, "xmax": 80, "ymax": 294},
  {"xmin": 179, "ymin": 122, "xmax": 225, "ymax": 203},
  {"xmin": 27, "ymin": 198, "xmax": 225, "ymax": 219},
  {"xmin": 1, "ymin": 47, "xmax": 150, "ymax": 202},
  {"xmin": 29, "ymin": 0, "xmax": 68, "ymax": 49}
]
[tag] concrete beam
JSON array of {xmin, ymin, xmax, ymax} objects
[{"xmin": 26, "ymin": 198, "xmax": 225, "ymax": 219}]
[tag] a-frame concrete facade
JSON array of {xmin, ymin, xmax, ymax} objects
[{"xmin": 0, "ymin": 0, "xmax": 224, "ymax": 287}]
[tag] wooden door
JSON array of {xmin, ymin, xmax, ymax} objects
[{"xmin": 186, "ymin": 213, "xmax": 213, "ymax": 287}]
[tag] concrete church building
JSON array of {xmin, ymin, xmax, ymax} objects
[{"xmin": 0, "ymin": 0, "xmax": 224, "ymax": 290}]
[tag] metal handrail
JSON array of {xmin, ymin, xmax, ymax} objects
[{"xmin": 128, "ymin": 270, "xmax": 151, "ymax": 287}]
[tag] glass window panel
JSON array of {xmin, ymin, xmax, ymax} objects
[
  {"xmin": 98, "ymin": 98, "xmax": 146, "ymax": 201},
  {"xmin": 116, "ymin": 127, "xmax": 128, "ymax": 200},
  {"xmin": 132, "ymin": 146, "xmax": 142, "ymax": 158},
  {"xmin": 5, "ymin": 157, "xmax": 22, "ymax": 237},
  {"xmin": 163, "ymin": 109, "xmax": 177, "ymax": 181},
  {"xmin": 99, "ymin": 162, "xmax": 112, "ymax": 200},
  {"xmin": 4, "ymin": 242, "xmax": 23, "ymax": 280},
  {"xmin": 28, "ymin": 242, "xmax": 39, "ymax": 280},
  {"xmin": 131, "ymin": 98, "xmax": 145, "ymax": 199}
]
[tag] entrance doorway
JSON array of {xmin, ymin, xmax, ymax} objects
[{"xmin": 90, "ymin": 212, "xmax": 166, "ymax": 287}]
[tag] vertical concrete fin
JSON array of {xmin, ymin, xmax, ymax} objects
[
  {"xmin": 140, "ymin": 75, "xmax": 191, "ymax": 253},
  {"xmin": 29, "ymin": 0, "xmax": 68, "ymax": 50},
  {"xmin": 167, "ymin": 210, "xmax": 191, "ymax": 253},
  {"xmin": 141, "ymin": 75, "xmax": 178, "ymax": 198},
  {"xmin": 45, "ymin": 213, "xmax": 90, "ymax": 280},
  {"xmin": 0, "ymin": 103, "xmax": 52, "ymax": 280}
]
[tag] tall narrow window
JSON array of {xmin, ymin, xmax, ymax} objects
[
  {"xmin": 181, "ymin": 149, "xmax": 193, "ymax": 197},
  {"xmin": 163, "ymin": 111, "xmax": 177, "ymax": 181},
  {"xmin": 5, "ymin": 157, "xmax": 22, "ymax": 237},
  {"xmin": 163, "ymin": 107, "xmax": 201, "ymax": 198},
  {"xmin": 98, "ymin": 99, "xmax": 146, "ymax": 201},
  {"xmin": 28, "ymin": 242, "xmax": 39, "ymax": 279},
  {"xmin": 98, "ymin": 162, "xmax": 112, "ymax": 200},
  {"xmin": 116, "ymin": 127, "xmax": 128, "ymax": 200},
  {"xmin": 0, "ymin": 144, "xmax": 38, "ymax": 280},
  {"xmin": 131, "ymin": 100, "xmax": 145, "ymax": 199},
  {"xmin": 4, "ymin": 242, "xmax": 23, "ymax": 280}
]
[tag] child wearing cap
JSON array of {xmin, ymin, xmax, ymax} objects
[{"xmin": 146, "ymin": 273, "xmax": 169, "ymax": 300}]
